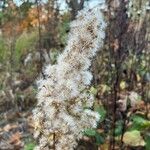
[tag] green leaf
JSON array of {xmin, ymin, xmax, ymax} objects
[
  {"xmin": 24, "ymin": 143, "xmax": 36, "ymax": 150},
  {"xmin": 130, "ymin": 115, "xmax": 150, "ymax": 131},
  {"xmin": 84, "ymin": 129, "xmax": 96, "ymax": 136},
  {"xmin": 132, "ymin": 115, "xmax": 146, "ymax": 123},
  {"xmin": 115, "ymin": 120, "xmax": 123, "ymax": 136},
  {"xmin": 94, "ymin": 105, "xmax": 106, "ymax": 122},
  {"xmin": 95, "ymin": 133, "xmax": 105, "ymax": 145},
  {"xmin": 145, "ymin": 134, "xmax": 150, "ymax": 150}
]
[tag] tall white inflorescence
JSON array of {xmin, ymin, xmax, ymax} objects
[{"xmin": 33, "ymin": 6, "xmax": 106, "ymax": 150}]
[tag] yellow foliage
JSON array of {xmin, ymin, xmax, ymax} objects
[{"xmin": 123, "ymin": 130, "xmax": 146, "ymax": 146}]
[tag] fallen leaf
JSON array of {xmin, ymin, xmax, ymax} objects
[
  {"xmin": 123, "ymin": 130, "xmax": 145, "ymax": 146},
  {"xmin": 9, "ymin": 132, "xmax": 22, "ymax": 145}
]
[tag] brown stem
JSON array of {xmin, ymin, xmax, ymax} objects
[
  {"xmin": 36, "ymin": 0, "xmax": 45, "ymax": 76},
  {"xmin": 53, "ymin": 133, "xmax": 55, "ymax": 150}
]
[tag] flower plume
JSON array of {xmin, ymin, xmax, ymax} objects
[{"xmin": 33, "ymin": 6, "xmax": 106, "ymax": 150}]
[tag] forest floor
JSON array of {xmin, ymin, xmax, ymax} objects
[{"xmin": 0, "ymin": 109, "xmax": 34, "ymax": 150}]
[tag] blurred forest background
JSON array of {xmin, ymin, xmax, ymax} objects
[{"xmin": 0, "ymin": 0, "xmax": 150, "ymax": 150}]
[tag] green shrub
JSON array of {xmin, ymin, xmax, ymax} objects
[
  {"xmin": 0, "ymin": 37, "xmax": 8, "ymax": 63},
  {"xmin": 15, "ymin": 30, "xmax": 38, "ymax": 64}
]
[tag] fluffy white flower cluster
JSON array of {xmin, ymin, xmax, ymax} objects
[{"xmin": 33, "ymin": 6, "xmax": 106, "ymax": 150}]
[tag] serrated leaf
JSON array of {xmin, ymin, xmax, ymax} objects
[
  {"xmin": 123, "ymin": 130, "xmax": 146, "ymax": 146},
  {"xmin": 94, "ymin": 105, "xmax": 106, "ymax": 122},
  {"xmin": 84, "ymin": 129, "xmax": 96, "ymax": 136},
  {"xmin": 130, "ymin": 115, "xmax": 150, "ymax": 130},
  {"xmin": 95, "ymin": 133, "xmax": 105, "ymax": 145}
]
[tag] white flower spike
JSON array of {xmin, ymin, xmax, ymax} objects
[{"xmin": 33, "ymin": 6, "xmax": 106, "ymax": 150}]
